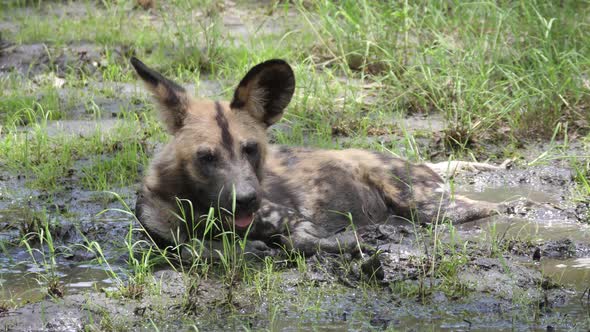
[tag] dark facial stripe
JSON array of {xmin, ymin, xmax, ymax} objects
[{"xmin": 215, "ymin": 102, "xmax": 234, "ymax": 158}]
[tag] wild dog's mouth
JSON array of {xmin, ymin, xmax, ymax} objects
[{"xmin": 234, "ymin": 213, "xmax": 255, "ymax": 229}]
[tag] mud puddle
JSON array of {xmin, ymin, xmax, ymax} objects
[
  {"xmin": 0, "ymin": 192, "xmax": 134, "ymax": 309},
  {"xmin": 444, "ymin": 166, "xmax": 590, "ymax": 329},
  {"xmin": 1, "ymin": 128, "xmax": 589, "ymax": 330},
  {"xmin": 542, "ymin": 257, "xmax": 590, "ymax": 290},
  {"xmin": 1, "ymin": 163, "xmax": 589, "ymax": 330},
  {"xmin": 0, "ymin": 262, "xmax": 116, "ymax": 303}
]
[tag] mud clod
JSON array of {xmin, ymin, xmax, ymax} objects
[
  {"xmin": 360, "ymin": 254, "xmax": 385, "ymax": 281},
  {"xmin": 1, "ymin": 42, "xmax": 127, "ymax": 78},
  {"xmin": 0, "ymin": 43, "xmax": 49, "ymax": 76}
]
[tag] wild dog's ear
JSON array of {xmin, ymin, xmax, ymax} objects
[
  {"xmin": 131, "ymin": 57, "xmax": 188, "ymax": 133},
  {"xmin": 230, "ymin": 59, "xmax": 295, "ymax": 127}
]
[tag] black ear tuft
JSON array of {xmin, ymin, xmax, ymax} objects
[
  {"xmin": 131, "ymin": 57, "xmax": 158, "ymax": 86},
  {"xmin": 131, "ymin": 57, "xmax": 188, "ymax": 133},
  {"xmin": 131, "ymin": 57, "xmax": 185, "ymax": 93},
  {"xmin": 230, "ymin": 59, "xmax": 295, "ymax": 127}
]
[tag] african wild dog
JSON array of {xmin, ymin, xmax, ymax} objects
[{"xmin": 131, "ymin": 57, "xmax": 510, "ymax": 256}]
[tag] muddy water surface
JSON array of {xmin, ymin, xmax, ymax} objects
[{"xmin": 458, "ymin": 167, "xmax": 590, "ymax": 274}]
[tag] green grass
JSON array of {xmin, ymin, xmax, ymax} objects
[
  {"xmin": 572, "ymin": 155, "xmax": 590, "ymax": 208},
  {"xmin": 0, "ymin": 84, "xmax": 164, "ymax": 190},
  {"xmin": 4, "ymin": 0, "xmax": 585, "ymax": 153},
  {"xmin": 0, "ymin": 87, "xmax": 63, "ymax": 125},
  {"xmin": 19, "ymin": 209, "xmax": 66, "ymax": 298},
  {"xmin": 0, "ymin": 117, "xmax": 160, "ymax": 191},
  {"xmin": 302, "ymin": 0, "xmax": 590, "ymax": 142}
]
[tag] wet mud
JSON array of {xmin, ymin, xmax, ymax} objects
[
  {"xmin": 1, "ymin": 162, "xmax": 589, "ymax": 331},
  {"xmin": 0, "ymin": 42, "xmax": 130, "ymax": 78}
]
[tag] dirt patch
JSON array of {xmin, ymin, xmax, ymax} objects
[
  {"xmin": 0, "ymin": 43, "xmax": 49, "ymax": 76},
  {"xmin": 0, "ymin": 42, "xmax": 128, "ymax": 78},
  {"xmin": 5, "ymin": 239, "xmax": 584, "ymax": 331}
]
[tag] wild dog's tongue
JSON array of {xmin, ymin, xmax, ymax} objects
[{"xmin": 235, "ymin": 214, "xmax": 254, "ymax": 228}]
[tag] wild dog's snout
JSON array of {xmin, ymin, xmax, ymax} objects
[
  {"xmin": 231, "ymin": 183, "xmax": 260, "ymax": 230},
  {"xmin": 235, "ymin": 187, "xmax": 258, "ymax": 212}
]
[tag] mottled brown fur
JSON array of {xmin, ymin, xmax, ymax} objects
[{"xmin": 132, "ymin": 57, "xmax": 505, "ymax": 256}]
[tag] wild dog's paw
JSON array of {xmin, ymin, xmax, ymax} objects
[
  {"xmin": 242, "ymin": 239, "xmax": 280, "ymax": 259},
  {"xmin": 318, "ymin": 231, "xmax": 363, "ymax": 255},
  {"xmin": 280, "ymin": 224, "xmax": 364, "ymax": 256},
  {"xmin": 444, "ymin": 195, "xmax": 501, "ymax": 224}
]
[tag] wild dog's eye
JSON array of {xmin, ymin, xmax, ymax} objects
[
  {"xmin": 242, "ymin": 141, "xmax": 259, "ymax": 157},
  {"xmin": 196, "ymin": 149, "xmax": 217, "ymax": 164}
]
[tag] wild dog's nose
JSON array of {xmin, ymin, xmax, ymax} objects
[{"xmin": 236, "ymin": 191, "xmax": 257, "ymax": 211}]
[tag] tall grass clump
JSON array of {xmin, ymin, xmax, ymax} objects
[
  {"xmin": 20, "ymin": 210, "xmax": 66, "ymax": 298},
  {"xmin": 301, "ymin": 0, "xmax": 590, "ymax": 144}
]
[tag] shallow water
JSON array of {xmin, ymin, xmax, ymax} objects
[
  {"xmin": 458, "ymin": 216, "xmax": 590, "ymax": 244},
  {"xmin": 0, "ymin": 201, "xmax": 130, "ymax": 304},
  {"xmin": 542, "ymin": 257, "xmax": 590, "ymax": 291},
  {"xmin": 460, "ymin": 184, "xmax": 559, "ymax": 205},
  {"xmin": 459, "ymin": 185, "xmax": 589, "ymax": 242},
  {"xmin": 0, "ymin": 257, "xmax": 118, "ymax": 303}
]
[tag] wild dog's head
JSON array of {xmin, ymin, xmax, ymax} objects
[{"xmin": 131, "ymin": 57, "xmax": 295, "ymax": 230}]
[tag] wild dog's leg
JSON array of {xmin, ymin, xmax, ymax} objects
[
  {"xmin": 423, "ymin": 160, "xmax": 547, "ymax": 223},
  {"xmin": 251, "ymin": 200, "xmax": 360, "ymax": 255},
  {"xmin": 445, "ymin": 195, "xmax": 549, "ymax": 224},
  {"xmin": 372, "ymin": 161, "xmax": 506, "ymax": 224},
  {"xmin": 180, "ymin": 237, "xmax": 278, "ymax": 261},
  {"xmin": 444, "ymin": 195, "xmax": 502, "ymax": 224},
  {"xmin": 426, "ymin": 159, "xmax": 512, "ymax": 179}
]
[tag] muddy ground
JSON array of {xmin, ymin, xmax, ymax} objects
[
  {"xmin": 1, "ymin": 1, "xmax": 590, "ymax": 331},
  {"xmin": 1, "ymin": 161, "xmax": 589, "ymax": 331}
]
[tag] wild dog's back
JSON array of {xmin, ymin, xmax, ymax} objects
[{"xmin": 263, "ymin": 146, "xmax": 449, "ymax": 232}]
